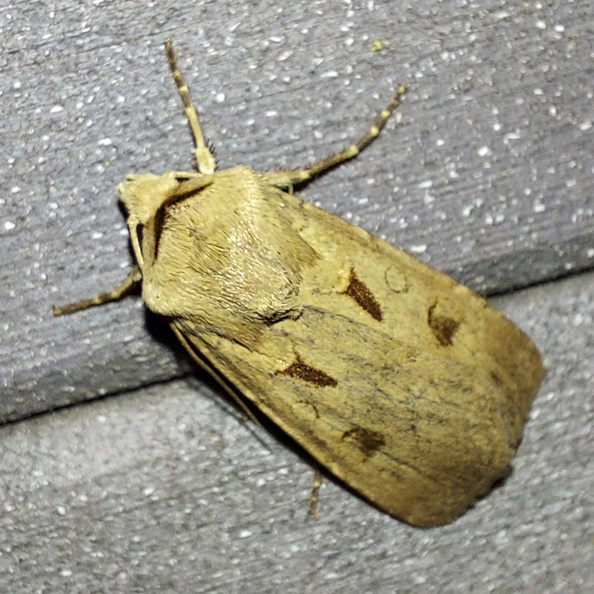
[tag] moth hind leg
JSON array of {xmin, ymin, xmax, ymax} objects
[
  {"xmin": 262, "ymin": 85, "xmax": 407, "ymax": 189},
  {"xmin": 52, "ymin": 266, "xmax": 141, "ymax": 316},
  {"xmin": 307, "ymin": 468, "xmax": 324, "ymax": 520}
]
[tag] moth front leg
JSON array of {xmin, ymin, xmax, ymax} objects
[{"xmin": 53, "ymin": 266, "xmax": 141, "ymax": 316}]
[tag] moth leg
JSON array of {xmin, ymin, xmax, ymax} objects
[
  {"xmin": 52, "ymin": 266, "xmax": 141, "ymax": 316},
  {"xmin": 307, "ymin": 468, "xmax": 324, "ymax": 520},
  {"xmin": 261, "ymin": 85, "xmax": 407, "ymax": 189},
  {"xmin": 165, "ymin": 41, "xmax": 216, "ymax": 176}
]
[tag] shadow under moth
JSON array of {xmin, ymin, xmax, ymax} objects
[{"xmin": 54, "ymin": 42, "xmax": 543, "ymax": 527}]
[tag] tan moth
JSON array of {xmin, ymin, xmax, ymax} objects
[{"xmin": 54, "ymin": 42, "xmax": 543, "ymax": 526}]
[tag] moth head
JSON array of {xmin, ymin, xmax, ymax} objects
[{"xmin": 117, "ymin": 172, "xmax": 181, "ymax": 226}]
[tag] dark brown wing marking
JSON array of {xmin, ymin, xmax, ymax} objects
[
  {"xmin": 279, "ymin": 355, "xmax": 338, "ymax": 387},
  {"xmin": 428, "ymin": 301, "xmax": 460, "ymax": 346},
  {"xmin": 343, "ymin": 268, "xmax": 382, "ymax": 321},
  {"xmin": 341, "ymin": 427, "xmax": 386, "ymax": 458}
]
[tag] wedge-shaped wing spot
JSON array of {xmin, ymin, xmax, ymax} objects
[
  {"xmin": 341, "ymin": 426, "xmax": 386, "ymax": 458},
  {"xmin": 428, "ymin": 300, "xmax": 461, "ymax": 346},
  {"xmin": 343, "ymin": 268, "xmax": 383, "ymax": 321},
  {"xmin": 279, "ymin": 355, "xmax": 338, "ymax": 388}
]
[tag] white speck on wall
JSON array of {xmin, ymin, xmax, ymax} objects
[
  {"xmin": 320, "ymin": 70, "xmax": 339, "ymax": 78},
  {"xmin": 478, "ymin": 146, "xmax": 491, "ymax": 157},
  {"xmin": 494, "ymin": 10, "xmax": 510, "ymax": 19},
  {"xmin": 4, "ymin": 221, "xmax": 16, "ymax": 231},
  {"xmin": 410, "ymin": 244, "xmax": 427, "ymax": 254},
  {"xmin": 533, "ymin": 201, "xmax": 546, "ymax": 213},
  {"xmin": 418, "ymin": 180, "xmax": 433, "ymax": 189},
  {"xmin": 215, "ymin": 92, "xmax": 225, "ymax": 103},
  {"xmin": 265, "ymin": 110, "xmax": 278, "ymax": 118},
  {"xmin": 277, "ymin": 50, "xmax": 293, "ymax": 62},
  {"xmin": 504, "ymin": 131, "xmax": 521, "ymax": 143},
  {"xmin": 98, "ymin": 138, "xmax": 112, "ymax": 146},
  {"xmin": 579, "ymin": 121, "xmax": 592, "ymax": 131},
  {"xmin": 536, "ymin": 20, "xmax": 546, "ymax": 30},
  {"xmin": 50, "ymin": 105, "xmax": 64, "ymax": 113},
  {"xmin": 239, "ymin": 530, "xmax": 253, "ymax": 539}
]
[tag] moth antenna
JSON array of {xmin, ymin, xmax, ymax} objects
[
  {"xmin": 165, "ymin": 41, "xmax": 216, "ymax": 174},
  {"xmin": 257, "ymin": 85, "xmax": 408, "ymax": 189},
  {"xmin": 301, "ymin": 84, "xmax": 408, "ymax": 180}
]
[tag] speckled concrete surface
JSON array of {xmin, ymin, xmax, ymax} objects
[{"xmin": 1, "ymin": 1, "xmax": 592, "ymax": 592}]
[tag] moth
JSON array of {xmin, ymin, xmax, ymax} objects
[{"xmin": 54, "ymin": 42, "xmax": 543, "ymax": 526}]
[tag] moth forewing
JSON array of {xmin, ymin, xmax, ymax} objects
[
  {"xmin": 169, "ymin": 192, "xmax": 542, "ymax": 526},
  {"xmin": 54, "ymin": 42, "xmax": 543, "ymax": 526}
]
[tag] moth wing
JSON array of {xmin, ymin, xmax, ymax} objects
[{"xmin": 174, "ymin": 198, "xmax": 542, "ymax": 527}]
